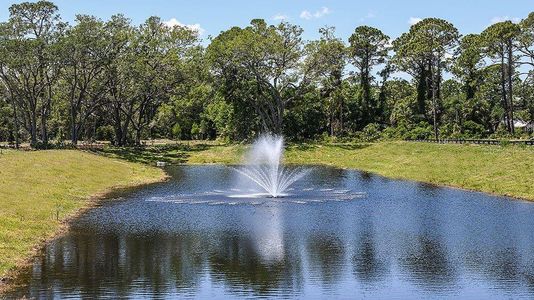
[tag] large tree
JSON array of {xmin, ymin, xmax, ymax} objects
[
  {"xmin": 207, "ymin": 19, "xmax": 317, "ymax": 134},
  {"xmin": 393, "ymin": 18, "xmax": 459, "ymax": 138},
  {"xmin": 101, "ymin": 15, "xmax": 198, "ymax": 145},
  {"xmin": 348, "ymin": 25, "xmax": 389, "ymax": 125},
  {"xmin": 0, "ymin": 1, "xmax": 64, "ymax": 147},
  {"xmin": 60, "ymin": 15, "xmax": 108, "ymax": 144},
  {"xmin": 481, "ymin": 21, "xmax": 521, "ymax": 133},
  {"xmin": 306, "ymin": 27, "xmax": 346, "ymax": 136},
  {"xmin": 453, "ymin": 34, "xmax": 485, "ymax": 100}
]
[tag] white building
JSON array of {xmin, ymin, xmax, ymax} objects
[{"xmin": 513, "ymin": 119, "xmax": 534, "ymax": 132}]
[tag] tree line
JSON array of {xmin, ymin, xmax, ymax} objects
[{"xmin": 0, "ymin": 1, "xmax": 533, "ymax": 148}]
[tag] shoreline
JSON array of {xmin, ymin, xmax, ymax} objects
[
  {"xmin": 2, "ymin": 141, "xmax": 532, "ymax": 294},
  {"xmin": 0, "ymin": 166, "xmax": 169, "ymax": 295},
  {"xmin": 184, "ymin": 161, "xmax": 534, "ymax": 203}
]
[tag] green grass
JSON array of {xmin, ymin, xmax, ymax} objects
[
  {"xmin": 96, "ymin": 141, "xmax": 224, "ymax": 165},
  {"xmin": 1, "ymin": 141, "xmax": 532, "ymax": 291},
  {"xmin": 0, "ymin": 150, "xmax": 165, "ymax": 280},
  {"xmin": 181, "ymin": 141, "xmax": 534, "ymax": 201}
]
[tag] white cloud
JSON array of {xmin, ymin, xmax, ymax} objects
[
  {"xmin": 300, "ymin": 7, "xmax": 331, "ymax": 20},
  {"xmin": 163, "ymin": 18, "xmax": 205, "ymax": 35},
  {"xmin": 490, "ymin": 16, "xmax": 520, "ymax": 24},
  {"xmin": 272, "ymin": 14, "xmax": 289, "ymax": 21},
  {"xmin": 359, "ymin": 11, "xmax": 376, "ymax": 22},
  {"xmin": 408, "ymin": 17, "xmax": 422, "ymax": 25}
]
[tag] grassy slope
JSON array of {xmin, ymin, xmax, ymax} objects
[
  {"xmin": 0, "ymin": 150, "xmax": 164, "ymax": 279},
  {"xmin": 185, "ymin": 141, "xmax": 534, "ymax": 200}
]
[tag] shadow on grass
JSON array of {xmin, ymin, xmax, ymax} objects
[
  {"xmin": 328, "ymin": 143, "xmax": 372, "ymax": 151},
  {"xmin": 290, "ymin": 142, "xmax": 372, "ymax": 152},
  {"xmin": 93, "ymin": 143, "xmax": 216, "ymax": 165},
  {"xmin": 290, "ymin": 143, "xmax": 315, "ymax": 151}
]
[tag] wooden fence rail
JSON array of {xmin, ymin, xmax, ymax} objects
[
  {"xmin": 0, "ymin": 143, "xmax": 106, "ymax": 150},
  {"xmin": 408, "ymin": 138, "xmax": 534, "ymax": 146}
]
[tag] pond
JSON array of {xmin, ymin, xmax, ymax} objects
[{"xmin": 9, "ymin": 165, "xmax": 534, "ymax": 299}]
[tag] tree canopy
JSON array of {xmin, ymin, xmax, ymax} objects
[{"xmin": 0, "ymin": 1, "xmax": 532, "ymax": 147}]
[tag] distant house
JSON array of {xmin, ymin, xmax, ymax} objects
[{"xmin": 514, "ymin": 119, "xmax": 534, "ymax": 133}]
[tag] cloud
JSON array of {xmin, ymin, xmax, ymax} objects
[
  {"xmin": 272, "ymin": 14, "xmax": 289, "ymax": 21},
  {"xmin": 490, "ymin": 16, "xmax": 520, "ymax": 24},
  {"xmin": 300, "ymin": 7, "xmax": 331, "ymax": 20},
  {"xmin": 359, "ymin": 11, "xmax": 376, "ymax": 22},
  {"xmin": 163, "ymin": 18, "xmax": 205, "ymax": 35},
  {"xmin": 408, "ymin": 17, "xmax": 422, "ymax": 25}
]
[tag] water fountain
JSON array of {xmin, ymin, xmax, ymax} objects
[
  {"xmin": 232, "ymin": 135, "xmax": 309, "ymax": 198},
  {"xmin": 147, "ymin": 134, "xmax": 366, "ymax": 205}
]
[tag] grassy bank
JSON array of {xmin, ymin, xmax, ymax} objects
[
  {"xmin": 0, "ymin": 150, "xmax": 165, "ymax": 283},
  {"xmin": 289, "ymin": 142, "xmax": 534, "ymax": 200},
  {"xmin": 101, "ymin": 141, "xmax": 534, "ymax": 201}
]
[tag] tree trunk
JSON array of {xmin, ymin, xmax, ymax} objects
[
  {"xmin": 10, "ymin": 94, "xmax": 20, "ymax": 149},
  {"xmin": 507, "ymin": 41, "xmax": 515, "ymax": 134},
  {"xmin": 432, "ymin": 89, "xmax": 439, "ymax": 140},
  {"xmin": 30, "ymin": 112, "xmax": 38, "ymax": 148},
  {"xmin": 40, "ymin": 113, "xmax": 48, "ymax": 147},
  {"xmin": 339, "ymin": 97, "xmax": 344, "ymax": 134},
  {"xmin": 431, "ymin": 62, "xmax": 439, "ymax": 140},
  {"xmin": 416, "ymin": 64, "xmax": 428, "ymax": 118},
  {"xmin": 500, "ymin": 53, "xmax": 510, "ymax": 133},
  {"xmin": 112, "ymin": 106, "xmax": 123, "ymax": 146},
  {"xmin": 135, "ymin": 128, "xmax": 142, "ymax": 146},
  {"xmin": 70, "ymin": 106, "xmax": 79, "ymax": 145}
]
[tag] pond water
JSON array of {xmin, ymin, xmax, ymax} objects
[{"xmin": 9, "ymin": 165, "xmax": 534, "ymax": 299}]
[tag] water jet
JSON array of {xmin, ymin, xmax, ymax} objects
[{"xmin": 233, "ymin": 134, "xmax": 309, "ymax": 198}]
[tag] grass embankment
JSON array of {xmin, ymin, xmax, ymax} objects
[
  {"xmin": 0, "ymin": 150, "xmax": 165, "ymax": 284},
  {"xmin": 102, "ymin": 141, "xmax": 533, "ymax": 200}
]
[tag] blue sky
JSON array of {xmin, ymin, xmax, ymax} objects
[{"xmin": 1, "ymin": 0, "xmax": 533, "ymax": 43}]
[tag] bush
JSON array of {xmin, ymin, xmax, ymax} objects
[
  {"xmin": 190, "ymin": 123, "xmax": 201, "ymax": 140},
  {"xmin": 462, "ymin": 121, "xmax": 485, "ymax": 138},
  {"xmin": 381, "ymin": 124, "xmax": 409, "ymax": 140},
  {"xmin": 361, "ymin": 123, "xmax": 382, "ymax": 142},
  {"xmin": 172, "ymin": 123, "xmax": 182, "ymax": 140},
  {"xmin": 404, "ymin": 122, "xmax": 433, "ymax": 140},
  {"xmin": 96, "ymin": 125, "xmax": 115, "ymax": 142}
]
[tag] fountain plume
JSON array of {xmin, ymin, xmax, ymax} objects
[{"xmin": 233, "ymin": 134, "xmax": 308, "ymax": 197}]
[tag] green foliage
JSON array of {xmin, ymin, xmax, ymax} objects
[
  {"xmin": 405, "ymin": 122, "xmax": 434, "ymax": 140},
  {"xmin": 0, "ymin": 2, "xmax": 532, "ymax": 145},
  {"xmin": 284, "ymin": 90, "xmax": 328, "ymax": 140},
  {"xmin": 348, "ymin": 26, "xmax": 389, "ymax": 126},
  {"xmin": 462, "ymin": 120, "xmax": 486, "ymax": 138},
  {"xmin": 361, "ymin": 123, "xmax": 382, "ymax": 141},
  {"xmin": 206, "ymin": 19, "xmax": 311, "ymax": 134},
  {"xmin": 171, "ymin": 123, "xmax": 182, "ymax": 140},
  {"xmin": 96, "ymin": 125, "xmax": 115, "ymax": 142},
  {"xmin": 190, "ymin": 123, "xmax": 201, "ymax": 139},
  {"xmin": 202, "ymin": 97, "xmax": 236, "ymax": 141}
]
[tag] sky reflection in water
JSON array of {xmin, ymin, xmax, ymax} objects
[{"xmin": 10, "ymin": 165, "xmax": 534, "ymax": 299}]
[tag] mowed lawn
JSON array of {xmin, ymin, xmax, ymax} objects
[
  {"xmin": 186, "ymin": 141, "xmax": 534, "ymax": 200},
  {"xmin": 0, "ymin": 150, "xmax": 164, "ymax": 279}
]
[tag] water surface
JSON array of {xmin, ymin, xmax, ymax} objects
[{"xmin": 9, "ymin": 165, "xmax": 534, "ymax": 299}]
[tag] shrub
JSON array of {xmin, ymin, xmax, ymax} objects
[
  {"xmin": 190, "ymin": 123, "xmax": 201, "ymax": 140},
  {"xmin": 462, "ymin": 121, "xmax": 485, "ymax": 138},
  {"xmin": 381, "ymin": 124, "xmax": 408, "ymax": 140},
  {"xmin": 171, "ymin": 123, "xmax": 182, "ymax": 140},
  {"xmin": 96, "ymin": 125, "xmax": 115, "ymax": 142},
  {"xmin": 361, "ymin": 123, "xmax": 382, "ymax": 142},
  {"xmin": 404, "ymin": 122, "xmax": 433, "ymax": 140}
]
